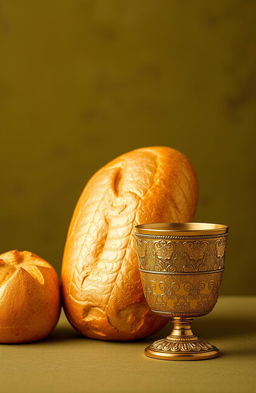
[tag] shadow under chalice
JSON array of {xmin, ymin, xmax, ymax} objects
[
  {"xmin": 141, "ymin": 314, "xmax": 256, "ymax": 358},
  {"xmin": 142, "ymin": 313, "xmax": 256, "ymax": 343},
  {"xmin": 30, "ymin": 316, "xmax": 255, "ymax": 362},
  {"xmin": 193, "ymin": 315, "xmax": 256, "ymax": 340},
  {"xmin": 35, "ymin": 307, "xmax": 256, "ymax": 359}
]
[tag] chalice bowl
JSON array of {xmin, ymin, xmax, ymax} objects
[{"xmin": 135, "ymin": 223, "xmax": 228, "ymax": 361}]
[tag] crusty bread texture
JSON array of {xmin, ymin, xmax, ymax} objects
[
  {"xmin": 61, "ymin": 146, "xmax": 198, "ymax": 340},
  {"xmin": 0, "ymin": 250, "xmax": 60, "ymax": 343}
]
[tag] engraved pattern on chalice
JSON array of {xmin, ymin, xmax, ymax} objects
[
  {"xmin": 136, "ymin": 238, "xmax": 148, "ymax": 270},
  {"xmin": 164, "ymin": 280, "xmax": 180, "ymax": 298},
  {"xmin": 173, "ymin": 297, "xmax": 191, "ymax": 312},
  {"xmin": 151, "ymin": 338, "xmax": 213, "ymax": 353},
  {"xmin": 181, "ymin": 240, "xmax": 208, "ymax": 272},
  {"xmin": 136, "ymin": 238, "xmax": 147, "ymax": 257},
  {"xmin": 208, "ymin": 278, "xmax": 221, "ymax": 299},
  {"xmin": 216, "ymin": 237, "xmax": 226, "ymax": 258},
  {"xmin": 135, "ymin": 222, "xmax": 228, "ymax": 361},
  {"xmin": 215, "ymin": 237, "xmax": 226, "ymax": 270},
  {"xmin": 184, "ymin": 281, "xmax": 206, "ymax": 299},
  {"xmin": 153, "ymin": 240, "xmax": 176, "ymax": 272}
]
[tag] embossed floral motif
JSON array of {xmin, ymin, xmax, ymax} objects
[
  {"xmin": 164, "ymin": 281, "xmax": 180, "ymax": 298},
  {"xmin": 173, "ymin": 296, "xmax": 191, "ymax": 312},
  {"xmin": 146, "ymin": 286, "xmax": 153, "ymax": 297},
  {"xmin": 216, "ymin": 238, "xmax": 226, "ymax": 258},
  {"xmin": 198, "ymin": 295, "xmax": 213, "ymax": 313},
  {"xmin": 181, "ymin": 241, "xmax": 208, "ymax": 271},
  {"xmin": 154, "ymin": 259, "xmax": 177, "ymax": 272},
  {"xmin": 149, "ymin": 240, "xmax": 176, "ymax": 271},
  {"xmin": 145, "ymin": 276, "xmax": 222, "ymax": 315},
  {"xmin": 208, "ymin": 279, "xmax": 220, "ymax": 298},
  {"xmin": 151, "ymin": 338, "xmax": 213, "ymax": 352},
  {"xmin": 184, "ymin": 281, "xmax": 206, "ymax": 299},
  {"xmin": 135, "ymin": 239, "xmax": 149, "ymax": 270},
  {"xmin": 135, "ymin": 236, "xmax": 227, "ymax": 272},
  {"xmin": 212, "ymin": 260, "xmax": 224, "ymax": 270},
  {"xmin": 186, "ymin": 241, "xmax": 208, "ymax": 260},
  {"xmin": 154, "ymin": 240, "xmax": 174, "ymax": 260},
  {"xmin": 136, "ymin": 239, "xmax": 147, "ymax": 258}
]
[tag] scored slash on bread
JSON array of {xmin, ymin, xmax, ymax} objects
[
  {"xmin": 61, "ymin": 146, "xmax": 198, "ymax": 341},
  {"xmin": 0, "ymin": 250, "xmax": 51, "ymax": 286}
]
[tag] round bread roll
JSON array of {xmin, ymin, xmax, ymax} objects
[
  {"xmin": 62, "ymin": 146, "xmax": 198, "ymax": 340},
  {"xmin": 0, "ymin": 250, "xmax": 61, "ymax": 343}
]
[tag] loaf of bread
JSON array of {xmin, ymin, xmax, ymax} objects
[
  {"xmin": 62, "ymin": 146, "xmax": 198, "ymax": 340},
  {"xmin": 0, "ymin": 250, "xmax": 60, "ymax": 343}
]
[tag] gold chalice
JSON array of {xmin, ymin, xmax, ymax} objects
[{"xmin": 134, "ymin": 223, "xmax": 228, "ymax": 361}]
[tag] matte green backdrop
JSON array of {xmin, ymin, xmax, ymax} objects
[{"xmin": 1, "ymin": 1, "xmax": 255, "ymax": 294}]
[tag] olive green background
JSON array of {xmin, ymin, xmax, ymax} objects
[{"xmin": 0, "ymin": 1, "xmax": 256, "ymax": 294}]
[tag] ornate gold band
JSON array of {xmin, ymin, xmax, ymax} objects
[
  {"xmin": 139, "ymin": 268, "xmax": 224, "ymax": 275},
  {"xmin": 134, "ymin": 233, "xmax": 228, "ymax": 240}
]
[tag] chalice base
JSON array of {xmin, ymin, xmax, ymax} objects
[{"xmin": 145, "ymin": 318, "xmax": 219, "ymax": 361}]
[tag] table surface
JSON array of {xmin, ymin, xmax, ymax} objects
[{"xmin": 1, "ymin": 296, "xmax": 256, "ymax": 393}]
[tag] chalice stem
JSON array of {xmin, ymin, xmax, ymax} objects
[{"xmin": 167, "ymin": 318, "xmax": 197, "ymax": 341}]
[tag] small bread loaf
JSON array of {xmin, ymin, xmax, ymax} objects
[
  {"xmin": 0, "ymin": 250, "xmax": 60, "ymax": 343},
  {"xmin": 62, "ymin": 146, "xmax": 198, "ymax": 340}
]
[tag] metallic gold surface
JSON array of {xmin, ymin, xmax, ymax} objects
[
  {"xmin": 135, "ymin": 222, "xmax": 229, "ymax": 361},
  {"xmin": 135, "ymin": 222, "xmax": 228, "ymax": 236}
]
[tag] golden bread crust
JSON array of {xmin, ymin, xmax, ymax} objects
[
  {"xmin": 0, "ymin": 250, "xmax": 60, "ymax": 343},
  {"xmin": 61, "ymin": 146, "xmax": 198, "ymax": 340}
]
